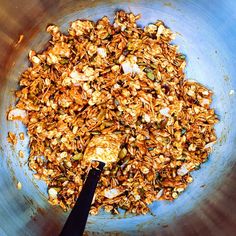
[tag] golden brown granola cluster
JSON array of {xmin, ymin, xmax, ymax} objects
[{"xmin": 9, "ymin": 11, "xmax": 217, "ymax": 215}]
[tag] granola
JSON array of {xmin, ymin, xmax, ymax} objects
[{"xmin": 9, "ymin": 11, "xmax": 218, "ymax": 215}]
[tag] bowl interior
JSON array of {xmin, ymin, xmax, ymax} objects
[{"xmin": 0, "ymin": 0, "xmax": 236, "ymax": 235}]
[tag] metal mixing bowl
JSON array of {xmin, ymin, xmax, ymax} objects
[{"xmin": 0, "ymin": 0, "xmax": 236, "ymax": 235}]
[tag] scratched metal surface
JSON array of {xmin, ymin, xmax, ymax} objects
[{"xmin": 0, "ymin": 0, "xmax": 236, "ymax": 235}]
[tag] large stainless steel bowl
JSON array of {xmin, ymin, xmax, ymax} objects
[{"xmin": 0, "ymin": 0, "xmax": 236, "ymax": 235}]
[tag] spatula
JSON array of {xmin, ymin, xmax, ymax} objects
[{"xmin": 60, "ymin": 134, "xmax": 122, "ymax": 236}]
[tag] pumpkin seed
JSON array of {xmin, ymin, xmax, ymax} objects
[
  {"xmin": 120, "ymin": 156, "xmax": 130, "ymax": 169},
  {"xmin": 91, "ymin": 131, "xmax": 101, "ymax": 135},
  {"xmin": 118, "ymin": 147, "xmax": 127, "ymax": 159},
  {"xmin": 114, "ymin": 99, "xmax": 120, "ymax": 106},
  {"xmin": 58, "ymin": 177, "xmax": 67, "ymax": 182},
  {"xmin": 60, "ymin": 59, "xmax": 69, "ymax": 64},
  {"xmin": 178, "ymin": 54, "xmax": 186, "ymax": 60},
  {"xmin": 150, "ymin": 63, "xmax": 157, "ymax": 69},
  {"xmin": 181, "ymin": 128, "xmax": 187, "ymax": 135},
  {"xmin": 144, "ymin": 67, "xmax": 153, "ymax": 73},
  {"xmin": 147, "ymin": 72, "xmax": 155, "ymax": 80},
  {"xmin": 72, "ymin": 152, "xmax": 83, "ymax": 160}
]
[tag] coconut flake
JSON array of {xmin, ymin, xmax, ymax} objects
[
  {"xmin": 121, "ymin": 61, "xmax": 141, "ymax": 74},
  {"xmin": 143, "ymin": 113, "xmax": 151, "ymax": 123},
  {"xmin": 201, "ymin": 98, "xmax": 210, "ymax": 105},
  {"xmin": 177, "ymin": 163, "xmax": 189, "ymax": 176},
  {"xmin": 130, "ymin": 55, "xmax": 138, "ymax": 63},
  {"xmin": 113, "ymin": 83, "xmax": 120, "ymax": 89},
  {"xmin": 104, "ymin": 188, "xmax": 122, "ymax": 199},
  {"xmin": 70, "ymin": 70, "xmax": 81, "ymax": 80},
  {"xmin": 121, "ymin": 61, "xmax": 133, "ymax": 74},
  {"xmin": 113, "ymin": 22, "xmax": 119, "ymax": 28},
  {"xmin": 97, "ymin": 48, "xmax": 107, "ymax": 58},
  {"xmin": 160, "ymin": 107, "xmax": 170, "ymax": 117},
  {"xmin": 70, "ymin": 70, "xmax": 90, "ymax": 83},
  {"xmin": 121, "ymin": 25, "xmax": 126, "ymax": 31},
  {"xmin": 202, "ymin": 90, "xmax": 209, "ymax": 96},
  {"xmin": 132, "ymin": 63, "xmax": 141, "ymax": 74},
  {"xmin": 134, "ymin": 194, "xmax": 141, "ymax": 201},
  {"xmin": 157, "ymin": 25, "xmax": 165, "ymax": 35},
  {"xmin": 204, "ymin": 141, "xmax": 216, "ymax": 149},
  {"xmin": 156, "ymin": 189, "xmax": 164, "ymax": 199},
  {"xmin": 48, "ymin": 188, "xmax": 58, "ymax": 199},
  {"xmin": 8, "ymin": 108, "xmax": 27, "ymax": 120}
]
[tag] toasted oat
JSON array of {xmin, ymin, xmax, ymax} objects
[
  {"xmin": 7, "ymin": 132, "xmax": 17, "ymax": 145},
  {"xmin": 19, "ymin": 150, "xmax": 24, "ymax": 158},
  {"xmin": 9, "ymin": 11, "xmax": 218, "ymax": 215}
]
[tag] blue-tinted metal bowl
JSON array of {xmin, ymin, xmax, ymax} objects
[{"xmin": 0, "ymin": 0, "xmax": 236, "ymax": 235}]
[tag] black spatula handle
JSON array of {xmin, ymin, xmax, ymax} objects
[{"xmin": 60, "ymin": 161, "xmax": 105, "ymax": 236}]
